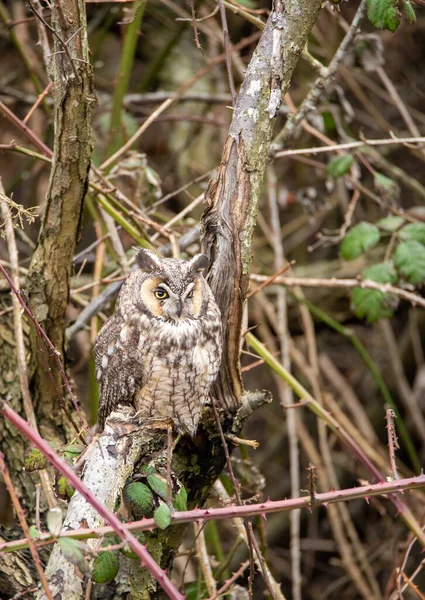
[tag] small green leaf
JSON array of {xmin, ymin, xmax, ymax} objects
[
  {"xmin": 341, "ymin": 222, "xmax": 381, "ymax": 260},
  {"xmin": 24, "ymin": 448, "xmax": 48, "ymax": 472},
  {"xmin": 29, "ymin": 525, "xmax": 40, "ymax": 539},
  {"xmin": 352, "ymin": 263, "xmax": 398, "ymax": 323},
  {"xmin": 377, "ymin": 216, "xmax": 405, "ymax": 232},
  {"xmin": 123, "ymin": 482, "xmax": 154, "ymax": 517},
  {"xmin": 402, "ymin": 0, "xmax": 416, "ymax": 23},
  {"xmin": 367, "ymin": 0, "xmax": 400, "ymax": 31},
  {"xmin": 395, "ymin": 241, "xmax": 425, "ymax": 284},
  {"xmin": 327, "ymin": 154, "xmax": 354, "ymax": 178},
  {"xmin": 147, "ymin": 474, "xmax": 169, "ymax": 502},
  {"xmin": 63, "ymin": 444, "xmax": 84, "ymax": 459},
  {"xmin": 399, "ymin": 223, "xmax": 425, "ymax": 245},
  {"xmin": 92, "ymin": 550, "xmax": 120, "ymax": 583},
  {"xmin": 59, "ymin": 538, "xmax": 89, "ymax": 574},
  {"xmin": 139, "ymin": 465, "xmax": 155, "ymax": 477},
  {"xmin": 154, "ymin": 503, "xmax": 172, "ymax": 530},
  {"xmin": 173, "ymin": 487, "xmax": 187, "ymax": 512}
]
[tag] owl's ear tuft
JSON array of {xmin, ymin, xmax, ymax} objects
[
  {"xmin": 136, "ymin": 249, "xmax": 162, "ymax": 272},
  {"xmin": 189, "ymin": 254, "xmax": 209, "ymax": 275}
]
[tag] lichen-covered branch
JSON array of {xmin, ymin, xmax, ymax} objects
[{"xmin": 201, "ymin": 0, "xmax": 323, "ymax": 413}]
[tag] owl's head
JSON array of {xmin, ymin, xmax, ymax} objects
[{"xmin": 134, "ymin": 249, "xmax": 209, "ymax": 322}]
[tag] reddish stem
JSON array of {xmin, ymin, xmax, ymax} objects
[{"xmin": 0, "ymin": 401, "xmax": 184, "ymax": 600}]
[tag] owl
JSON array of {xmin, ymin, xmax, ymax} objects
[{"xmin": 94, "ymin": 249, "xmax": 222, "ymax": 437}]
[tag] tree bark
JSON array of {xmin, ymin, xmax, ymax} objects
[
  {"xmin": 27, "ymin": 0, "xmax": 94, "ymax": 440},
  {"xmin": 0, "ymin": 0, "xmax": 94, "ymax": 595}
]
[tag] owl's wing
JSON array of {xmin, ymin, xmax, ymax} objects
[{"xmin": 94, "ymin": 316, "xmax": 143, "ymax": 431}]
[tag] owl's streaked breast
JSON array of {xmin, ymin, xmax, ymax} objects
[{"xmin": 133, "ymin": 309, "xmax": 221, "ymax": 436}]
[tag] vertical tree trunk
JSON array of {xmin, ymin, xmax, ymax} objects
[{"xmin": 0, "ymin": 0, "xmax": 93, "ymax": 595}]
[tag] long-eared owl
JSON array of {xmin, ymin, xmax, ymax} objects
[{"xmin": 94, "ymin": 249, "xmax": 222, "ymax": 436}]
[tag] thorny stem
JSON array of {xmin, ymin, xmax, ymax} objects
[
  {"xmin": 246, "ymin": 333, "xmax": 425, "ymax": 546},
  {"xmin": 3, "ymin": 472, "xmax": 425, "ymax": 555},
  {"xmin": 0, "ymin": 402, "xmax": 184, "ymax": 600}
]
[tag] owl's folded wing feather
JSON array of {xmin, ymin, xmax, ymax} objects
[{"xmin": 94, "ymin": 316, "xmax": 143, "ymax": 432}]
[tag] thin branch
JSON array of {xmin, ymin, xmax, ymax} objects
[
  {"xmin": 274, "ymin": 135, "xmax": 425, "ymax": 159},
  {"xmin": 0, "ymin": 453, "xmax": 54, "ymax": 600},
  {"xmin": 249, "ymin": 274, "xmax": 425, "ymax": 310}
]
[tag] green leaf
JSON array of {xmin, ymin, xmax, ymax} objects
[
  {"xmin": 29, "ymin": 525, "xmax": 40, "ymax": 539},
  {"xmin": 154, "ymin": 504, "xmax": 172, "ymax": 530},
  {"xmin": 395, "ymin": 241, "xmax": 425, "ymax": 284},
  {"xmin": 327, "ymin": 154, "xmax": 354, "ymax": 178},
  {"xmin": 24, "ymin": 448, "xmax": 48, "ymax": 472},
  {"xmin": 399, "ymin": 223, "xmax": 425, "ymax": 245},
  {"xmin": 147, "ymin": 474, "xmax": 169, "ymax": 502},
  {"xmin": 340, "ymin": 222, "xmax": 381, "ymax": 260},
  {"xmin": 92, "ymin": 550, "xmax": 120, "ymax": 583},
  {"xmin": 377, "ymin": 216, "xmax": 405, "ymax": 232},
  {"xmin": 367, "ymin": 0, "xmax": 400, "ymax": 31},
  {"xmin": 352, "ymin": 263, "xmax": 398, "ymax": 323},
  {"xmin": 59, "ymin": 538, "xmax": 89, "ymax": 574},
  {"xmin": 173, "ymin": 487, "xmax": 187, "ymax": 512},
  {"xmin": 402, "ymin": 0, "xmax": 416, "ymax": 23},
  {"xmin": 123, "ymin": 482, "xmax": 154, "ymax": 517}
]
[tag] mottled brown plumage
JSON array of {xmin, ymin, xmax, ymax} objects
[{"xmin": 94, "ymin": 249, "xmax": 222, "ymax": 436}]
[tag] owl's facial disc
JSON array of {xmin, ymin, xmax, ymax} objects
[{"xmin": 141, "ymin": 278, "xmax": 203, "ymax": 321}]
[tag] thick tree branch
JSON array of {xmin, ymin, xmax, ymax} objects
[{"xmin": 202, "ymin": 0, "xmax": 323, "ymax": 412}]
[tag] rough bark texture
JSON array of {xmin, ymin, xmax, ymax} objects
[
  {"xmin": 202, "ymin": 0, "xmax": 323, "ymax": 414},
  {"xmin": 0, "ymin": 0, "xmax": 94, "ymax": 596},
  {"xmin": 27, "ymin": 0, "xmax": 94, "ymax": 440}
]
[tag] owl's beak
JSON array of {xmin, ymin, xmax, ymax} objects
[{"xmin": 175, "ymin": 301, "xmax": 182, "ymax": 318}]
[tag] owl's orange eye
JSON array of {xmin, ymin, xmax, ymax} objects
[
  {"xmin": 154, "ymin": 289, "xmax": 168, "ymax": 299},
  {"xmin": 187, "ymin": 290, "xmax": 194, "ymax": 298}
]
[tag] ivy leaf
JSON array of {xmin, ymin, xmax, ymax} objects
[
  {"xmin": 154, "ymin": 504, "xmax": 172, "ymax": 530},
  {"xmin": 352, "ymin": 263, "xmax": 398, "ymax": 323},
  {"xmin": 377, "ymin": 216, "xmax": 405, "ymax": 232},
  {"xmin": 147, "ymin": 474, "xmax": 169, "ymax": 502},
  {"xmin": 399, "ymin": 223, "xmax": 425, "ymax": 245},
  {"xmin": 341, "ymin": 222, "xmax": 381, "ymax": 260},
  {"xmin": 92, "ymin": 550, "xmax": 120, "ymax": 583},
  {"xmin": 59, "ymin": 538, "xmax": 89, "ymax": 574},
  {"xmin": 367, "ymin": 0, "xmax": 400, "ymax": 32},
  {"xmin": 123, "ymin": 482, "xmax": 154, "ymax": 517},
  {"xmin": 327, "ymin": 154, "xmax": 354, "ymax": 178},
  {"xmin": 395, "ymin": 241, "xmax": 425, "ymax": 284},
  {"xmin": 402, "ymin": 0, "xmax": 416, "ymax": 24},
  {"xmin": 173, "ymin": 487, "xmax": 188, "ymax": 512}
]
